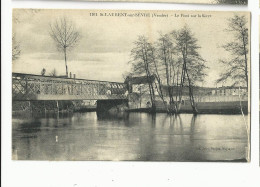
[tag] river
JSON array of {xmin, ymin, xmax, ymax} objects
[{"xmin": 12, "ymin": 112, "xmax": 249, "ymax": 161}]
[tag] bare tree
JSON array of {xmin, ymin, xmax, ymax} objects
[
  {"xmin": 156, "ymin": 33, "xmax": 177, "ymax": 112},
  {"xmin": 12, "ymin": 35, "xmax": 21, "ymax": 61},
  {"xmin": 173, "ymin": 26, "xmax": 207, "ymax": 114},
  {"xmin": 217, "ymin": 15, "xmax": 249, "ymax": 88},
  {"xmin": 150, "ymin": 44, "xmax": 169, "ymax": 112},
  {"xmin": 130, "ymin": 36, "xmax": 156, "ymax": 112},
  {"xmin": 49, "ymin": 17, "xmax": 80, "ymax": 77}
]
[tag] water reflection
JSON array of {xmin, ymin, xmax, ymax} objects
[
  {"xmin": 12, "ymin": 112, "xmax": 248, "ymax": 161},
  {"xmin": 97, "ymin": 111, "xmax": 129, "ymax": 121}
]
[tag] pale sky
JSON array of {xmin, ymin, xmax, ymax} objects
[{"xmin": 13, "ymin": 9, "xmax": 250, "ymax": 87}]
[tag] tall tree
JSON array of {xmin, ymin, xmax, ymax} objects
[
  {"xmin": 173, "ymin": 26, "xmax": 207, "ymax": 114},
  {"xmin": 156, "ymin": 33, "xmax": 177, "ymax": 112},
  {"xmin": 49, "ymin": 17, "xmax": 80, "ymax": 77},
  {"xmin": 149, "ymin": 44, "xmax": 169, "ymax": 112},
  {"xmin": 130, "ymin": 36, "xmax": 156, "ymax": 111},
  {"xmin": 217, "ymin": 15, "xmax": 249, "ymax": 88}
]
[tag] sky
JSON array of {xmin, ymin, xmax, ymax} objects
[{"xmin": 12, "ymin": 9, "xmax": 250, "ymax": 87}]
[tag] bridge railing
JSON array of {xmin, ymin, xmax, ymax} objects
[{"xmin": 12, "ymin": 73, "xmax": 127, "ymax": 101}]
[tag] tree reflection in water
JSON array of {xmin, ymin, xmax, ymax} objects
[{"xmin": 12, "ymin": 112, "xmax": 248, "ymax": 161}]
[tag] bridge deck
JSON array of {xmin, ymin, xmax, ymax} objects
[{"xmin": 12, "ymin": 73, "xmax": 128, "ymax": 101}]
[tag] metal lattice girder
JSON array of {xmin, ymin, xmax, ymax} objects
[{"xmin": 12, "ymin": 73, "xmax": 127, "ymax": 101}]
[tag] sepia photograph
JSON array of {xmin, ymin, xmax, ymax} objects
[{"xmin": 12, "ymin": 9, "xmax": 250, "ymax": 162}]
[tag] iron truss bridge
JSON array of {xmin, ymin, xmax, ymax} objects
[{"xmin": 12, "ymin": 73, "xmax": 128, "ymax": 101}]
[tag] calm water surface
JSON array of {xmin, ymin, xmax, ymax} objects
[{"xmin": 12, "ymin": 112, "xmax": 249, "ymax": 161}]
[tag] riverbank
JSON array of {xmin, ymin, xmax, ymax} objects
[
  {"xmin": 128, "ymin": 101, "xmax": 248, "ymax": 114},
  {"xmin": 12, "ymin": 100, "xmax": 248, "ymax": 115},
  {"xmin": 12, "ymin": 101, "xmax": 96, "ymax": 113}
]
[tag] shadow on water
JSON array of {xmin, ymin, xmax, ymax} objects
[
  {"xmin": 138, "ymin": 113, "xmax": 200, "ymax": 161},
  {"xmin": 190, "ymin": 115, "xmax": 197, "ymax": 144},
  {"xmin": 96, "ymin": 111, "xmax": 129, "ymax": 121},
  {"xmin": 13, "ymin": 111, "xmax": 74, "ymax": 120},
  {"xmin": 15, "ymin": 121, "xmax": 42, "ymax": 134},
  {"xmin": 13, "ymin": 112, "xmax": 74, "ymax": 132},
  {"xmin": 151, "ymin": 113, "xmax": 156, "ymax": 128},
  {"xmin": 151, "ymin": 113, "xmax": 205, "ymax": 162}
]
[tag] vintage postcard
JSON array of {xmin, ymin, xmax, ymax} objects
[
  {"xmin": 12, "ymin": 9, "xmax": 250, "ymax": 161},
  {"xmin": 86, "ymin": 0, "xmax": 248, "ymax": 5}
]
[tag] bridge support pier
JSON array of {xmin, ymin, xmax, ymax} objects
[{"xmin": 96, "ymin": 99, "xmax": 128, "ymax": 114}]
